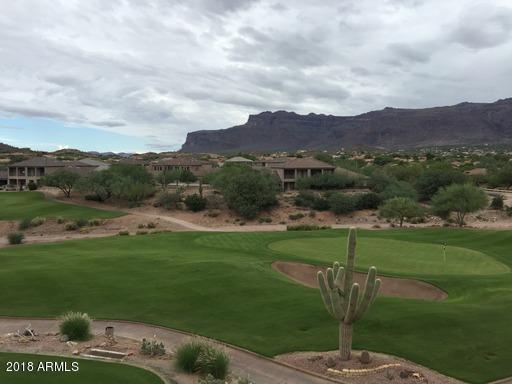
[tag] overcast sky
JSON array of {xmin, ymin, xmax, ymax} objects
[{"xmin": 1, "ymin": 0, "xmax": 512, "ymax": 152}]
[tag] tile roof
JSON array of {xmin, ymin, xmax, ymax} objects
[{"xmin": 268, "ymin": 157, "xmax": 336, "ymax": 169}]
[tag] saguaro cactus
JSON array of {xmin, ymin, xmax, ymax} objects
[{"xmin": 317, "ymin": 227, "xmax": 381, "ymax": 360}]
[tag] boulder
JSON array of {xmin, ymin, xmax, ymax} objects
[{"xmin": 359, "ymin": 350, "xmax": 371, "ymax": 364}]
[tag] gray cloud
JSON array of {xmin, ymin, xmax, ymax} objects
[
  {"xmin": 451, "ymin": 4, "xmax": 512, "ymax": 49},
  {"xmin": 0, "ymin": 0, "xmax": 511, "ymax": 150}
]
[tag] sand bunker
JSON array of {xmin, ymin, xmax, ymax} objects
[{"xmin": 272, "ymin": 261, "xmax": 447, "ymax": 301}]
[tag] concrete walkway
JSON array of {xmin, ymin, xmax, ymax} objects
[{"xmin": 0, "ymin": 317, "xmax": 338, "ymax": 384}]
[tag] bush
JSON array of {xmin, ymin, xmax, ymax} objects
[
  {"xmin": 490, "ymin": 195, "xmax": 505, "ymax": 210},
  {"xmin": 65, "ymin": 222, "xmax": 79, "ymax": 231},
  {"xmin": 88, "ymin": 219, "xmax": 102, "ymax": 226},
  {"xmin": 175, "ymin": 341, "xmax": 205, "ymax": 373},
  {"xmin": 18, "ymin": 218, "xmax": 32, "ymax": 230},
  {"xmin": 328, "ymin": 193, "xmax": 357, "ymax": 214},
  {"xmin": 379, "ymin": 181, "xmax": 418, "ymax": 201},
  {"xmin": 356, "ymin": 192, "xmax": 382, "ymax": 210},
  {"xmin": 312, "ymin": 196, "xmax": 330, "ymax": 211},
  {"xmin": 75, "ymin": 218, "xmax": 88, "ymax": 228},
  {"xmin": 198, "ymin": 375, "xmax": 224, "ymax": 384},
  {"xmin": 205, "ymin": 194, "xmax": 224, "ymax": 210},
  {"xmin": 27, "ymin": 180, "xmax": 37, "ymax": 190},
  {"xmin": 156, "ymin": 190, "xmax": 182, "ymax": 210},
  {"xmin": 118, "ymin": 230, "xmax": 130, "ymax": 236},
  {"xmin": 196, "ymin": 344, "xmax": 230, "ymax": 380},
  {"xmin": 185, "ymin": 194, "xmax": 207, "ymax": 212},
  {"xmin": 378, "ymin": 197, "xmax": 425, "ymax": 227},
  {"xmin": 147, "ymin": 222, "xmax": 156, "ymax": 229},
  {"xmin": 30, "ymin": 216, "xmax": 46, "ymax": 227},
  {"xmin": 296, "ymin": 173, "xmax": 356, "ymax": 190},
  {"xmin": 288, "ymin": 213, "xmax": 305, "ymax": 220},
  {"xmin": 136, "ymin": 230, "xmax": 148, "ymax": 235},
  {"xmin": 258, "ymin": 217, "xmax": 272, "ymax": 223},
  {"xmin": 84, "ymin": 194, "xmax": 104, "ymax": 202},
  {"xmin": 56, "ymin": 216, "xmax": 65, "ymax": 224},
  {"xmin": 59, "ymin": 312, "xmax": 91, "ymax": 341},
  {"xmin": 140, "ymin": 338, "xmax": 165, "ymax": 357},
  {"xmin": 415, "ymin": 166, "xmax": 467, "ymax": 200},
  {"xmin": 287, "ymin": 224, "xmax": 331, "ymax": 231},
  {"xmin": 7, "ymin": 232, "xmax": 24, "ymax": 245},
  {"xmin": 206, "ymin": 210, "xmax": 220, "ymax": 218},
  {"xmin": 294, "ymin": 191, "xmax": 329, "ymax": 211}
]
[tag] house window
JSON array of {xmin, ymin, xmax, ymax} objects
[{"xmin": 284, "ymin": 169, "xmax": 295, "ymax": 179}]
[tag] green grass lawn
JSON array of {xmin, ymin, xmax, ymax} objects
[
  {"xmin": 0, "ymin": 352, "xmax": 163, "ymax": 384},
  {"xmin": 1, "ymin": 229, "xmax": 512, "ymax": 383},
  {"xmin": 0, "ymin": 192, "xmax": 124, "ymax": 220}
]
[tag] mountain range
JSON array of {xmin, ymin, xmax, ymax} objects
[{"xmin": 180, "ymin": 98, "xmax": 512, "ymax": 153}]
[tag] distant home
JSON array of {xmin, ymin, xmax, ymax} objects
[
  {"xmin": 224, "ymin": 156, "xmax": 254, "ymax": 165},
  {"xmin": 267, "ymin": 158, "xmax": 336, "ymax": 191},
  {"xmin": 149, "ymin": 158, "xmax": 215, "ymax": 178},
  {"xmin": 7, "ymin": 157, "xmax": 108, "ymax": 187},
  {"xmin": 0, "ymin": 169, "xmax": 7, "ymax": 186}
]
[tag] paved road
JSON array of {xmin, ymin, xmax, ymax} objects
[{"xmin": 0, "ymin": 317, "xmax": 339, "ymax": 384}]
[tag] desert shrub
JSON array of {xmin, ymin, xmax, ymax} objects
[
  {"xmin": 140, "ymin": 338, "xmax": 165, "ymax": 357},
  {"xmin": 185, "ymin": 193, "xmax": 207, "ymax": 212},
  {"xmin": 156, "ymin": 190, "xmax": 183, "ymax": 210},
  {"xmin": 18, "ymin": 218, "xmax": 32, "ymax": 230},
  {"xmin": 205, "ymin": 194, "xmax": 224, "ymax": 209},
  {"xmin": 237, "ymin": 377, "xmax": 256, "ymax": 384},
  {"xmin": 175, "ymin": 341, "xmax": 205, "ymax": 373},
  {"xmin": 368, "ymin": 170, "xmax": 397, "ymax": 193},
  {"xmin": 258, "ymin": 217, "xmax": 272, "ymax": 223},
  {"xmin": 88, "ymin": 219, "xmax": 102, "ymax": 226},
  {"xmin": 147, "ymin": 222, "xmax": 156, "ymax": 229},
  {"xmin": 288, "ymin": 213, "xmax": 305, "ymax": 220},
  {"xmin": 415, "ymin": 165, "xmax": 467, "ymax": 200},
  {"xmin": 296, "ymin": 173, "xmax": 356, "ymax": 190},
  {"xmin": 30, "ymin": 216, "xmax": 46, "ymax": 227},
  {"xmin": 75, "ymin": 218, "xmax": 88, "ymax": 228},
  {"xmin": 7, "ymin": 232, "xmax": 24, "ymax": 245},
  {"xmin": 65, "ymin": 222, "xmax": 79, "ymax": 231},
  {"xmin": 287, "ymin": 224, "xmax": 331, "ymax": 231},
  {"xmin": 206, "ymin": 209, "xmax": 220, "ymax": 218},
  {"xmin": 136, "ymin": 230, "xmax": 148, "ymax": 235},
  {"xmin": 59, "ymin": 312, "xmax": 91, "ymax": 341},
  {"xmin": 490, "ymin": 195, "xmax": 505, "ymax": 210},
  {"xmin": 356, "ymin": 192, "xmax": 382, "ymax": 210},
  {"xmin": 196, "ymin": 344, "xmax": 230, "ymax": 380},
  {"xmin": 328, "ymin": 193, "xmax": 357, "ymax": 214},
  {"xmin": 27, "ymin": 180, "xmax": 37, "ymax": 190},
  {"xmin": 294, "ymin": 191, "xmax": 316, "ymax": 207},
  {"xmin": 312, "ymin": 196, "xmax": 330, "ymax": 211},
  {"xmin": 56, "ymin": 216, "xmax": 65, "ymax": 224},
  {"xmin": 84, "ymin": 194, "xmax": 104, "ymax": 202},
  {"xmin": 118, "ymin": 230, "xmax": 130, "ymax": 236},
  {"xmin": 379, "ymin": 181, "xmax": 418, "ymax": 201},
  {"xmin": 210, "ymin": 166, "xmax": 279, "ymax": 219}
]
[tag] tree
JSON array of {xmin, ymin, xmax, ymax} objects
[
  {"xmin": 328, "ymin": 193, "xmax": 357, "ymax": 214},
  {"xmin": 379, "ymin": 180, "xmax": 418, "ymax": 201},
  {"xmin": 317, "ymin": 228, "xmax": 381, "ymax": 360},
  {"xmin": 490, "ymin": 195, "xmax": 505, "ymax": 210},
  {"xmin": 40, "ymin": 170, "xmax": 81, "ymax": 198},
  {"xmin": 156, "ymin": 170, "xmax": 180, "ymax": 189},
  {"xmin": 211, "ymin": 166, "xmax": 279, "ymax": 219},
  {"xmin": 77, "ymin": 170, "xmax": 115, "ymax": 201},
  {"xmin": 378, "ymin": 197, "xmax": 424, "ymax": 227},
  {"xmin": 179, "ymin": 169, "xmax": 197, "ymax": 184},
  {"xmin": 431, "ymin": 184, "xmax": 488, "ymax": 226},
  {"xmin": 489, "ymin": 164, "xmax": 512, "ymax": 188},
  {"xmin": 415, "ymin": 165, "xmax": 467, "ymax": 200}
]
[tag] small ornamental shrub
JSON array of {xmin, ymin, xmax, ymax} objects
[
  {"xmin": 196, "ymin": 344, "xmax": 230, "ymax": 380},
  {"xmin": 75, "ymin": 218, "xmax": 88, "ymax": 228},
  {"xmin": 185, "ymin": 193, "xmax": 207, "ymax": 212},
  {"xmin": 490, "ymin": 195, "xmax": 505, "ymax": 210},
  {"xmin": 175, "ymin": 340, "xmax": 205, "ymax": 373},
  {"xmin": 18, "ymin": 218, "xmax": 32, "ymax": 230},
  {"xmin": 118, "ymin": 230, "xmax": 130, "ymax": 236},
  {"xmin": 237, "ymin": 377, "xmax": 256, "ymax": 384},
  {"xmin": 136, "ymin": 230, "xmax": 148, "ymax": 235},
  {"xmin": 311, "ymin": 197, "xmax": 330, "ymax": 211},
  {"xmin": 65, "ymin": 222, "xmax": 79, "ymax": 231},
  {"xmin": 56, "ymin": 216, "xmax": 65, "ymax": 224},
  {"xmin": 258, "ymin": 217, "xmax": 272, "ymax": 223},
  {"xmin": 59, "ymin": 311, "xmax": 91, "ymax": 341},
  {"xmin": 7, "ymin": 232, "xmax": 24, "ymax": 245},
  {"xmin": 356, "ymin": 192, "xmax": 382, "ymax": 210},
  {"xmin": 30, "ymin": 217, "xmax": 46, "ymax": 227},
  {"xmin": 328, "ymin": 193, "xmax": 357, "ymax": 214},
  {"xmin": 88, "ymin": 219, "xmax": 102, "ymax": 226},
  {"xmin": 140, "ymin": 338, "xmax": 166, "ymax": 357},
  {"xmin": 147, "ymin": 222, "xmax": 157, "ymax": 229},
  {"xmin": 198, "ymin": 375, "xmax": 224, "ymax": 384},
  {"xmin": 27, "ymin": 180, "xmax": 37, "ymax": 191},
  {"xmin": 288, "ymin": 213, "xmax": 305, "ymax": 220},
  {"xmin": 155, "ymin": 190, "xmax": 182, "ymax": 210},
  {"xmin": 205, "ymin": 194, "xmax": 224, "ymax": 210}
]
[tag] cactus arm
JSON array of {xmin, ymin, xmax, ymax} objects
[
  {"xmin": 333, "ymin": 262, "xmax": 340, "ymax": 278},
  {"xmin": 344, "ymin": 283, "xmax": 360, "ymax": 324},
  {"xmin": 326, "ymin": 268, "xmax": 336, "ymax": 290},
  {"xmin": 334, "ymin": 266, "xmax": 345, "ymax": 291},
  {"xmin": 317, "ymin": 271, "xmax": 335, "ymax": 318},
  {"xmin": 330, "ymin": 289, "xmax": 345, "ymax": 320},
  {"xmin": 354, "ymin": 267, "xmax": 380, "ymax": 321}
]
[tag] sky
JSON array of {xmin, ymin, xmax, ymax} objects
[{"xmin": 1, "ymin": 0, "xmax": 512, "ymax": 153}]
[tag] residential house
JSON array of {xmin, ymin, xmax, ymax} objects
[
  {"xmin": 0, "ymin": 169, "xmax": 7, "ymax": 186},
  {"xmin": 149, "ymin": 158, "xmax": 215, "ymax": 178},
  {"xmin": 223, "ymin": 156, "xmax": 254, "ymax": 166},
  {"xmin": 7, "ymin": 157, "xmax": 107, "ymax": 187},
  {"xmin": 267, "ymin": 157, "xmax": 336, "ymax": 191}
]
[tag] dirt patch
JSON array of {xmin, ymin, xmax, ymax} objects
[
  {"xmin": 272, "ymin": 261, "xmax": 447, "ymax": 301},
  {"xmin": 275, "ymin": 350, "xmax": 463, "ymax": 384}
]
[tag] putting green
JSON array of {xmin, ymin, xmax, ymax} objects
[{"xmin": 269, "ymin": 237, "xmax": 509, "ymax": 275}]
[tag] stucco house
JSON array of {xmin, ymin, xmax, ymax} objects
[
  {"xmin": 267, "ymin": 157, "xmax": 336, "ymax": 191},
  {"xmin": 149, "ymin": 158, "xmax": 215, "ymax": 178}
]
